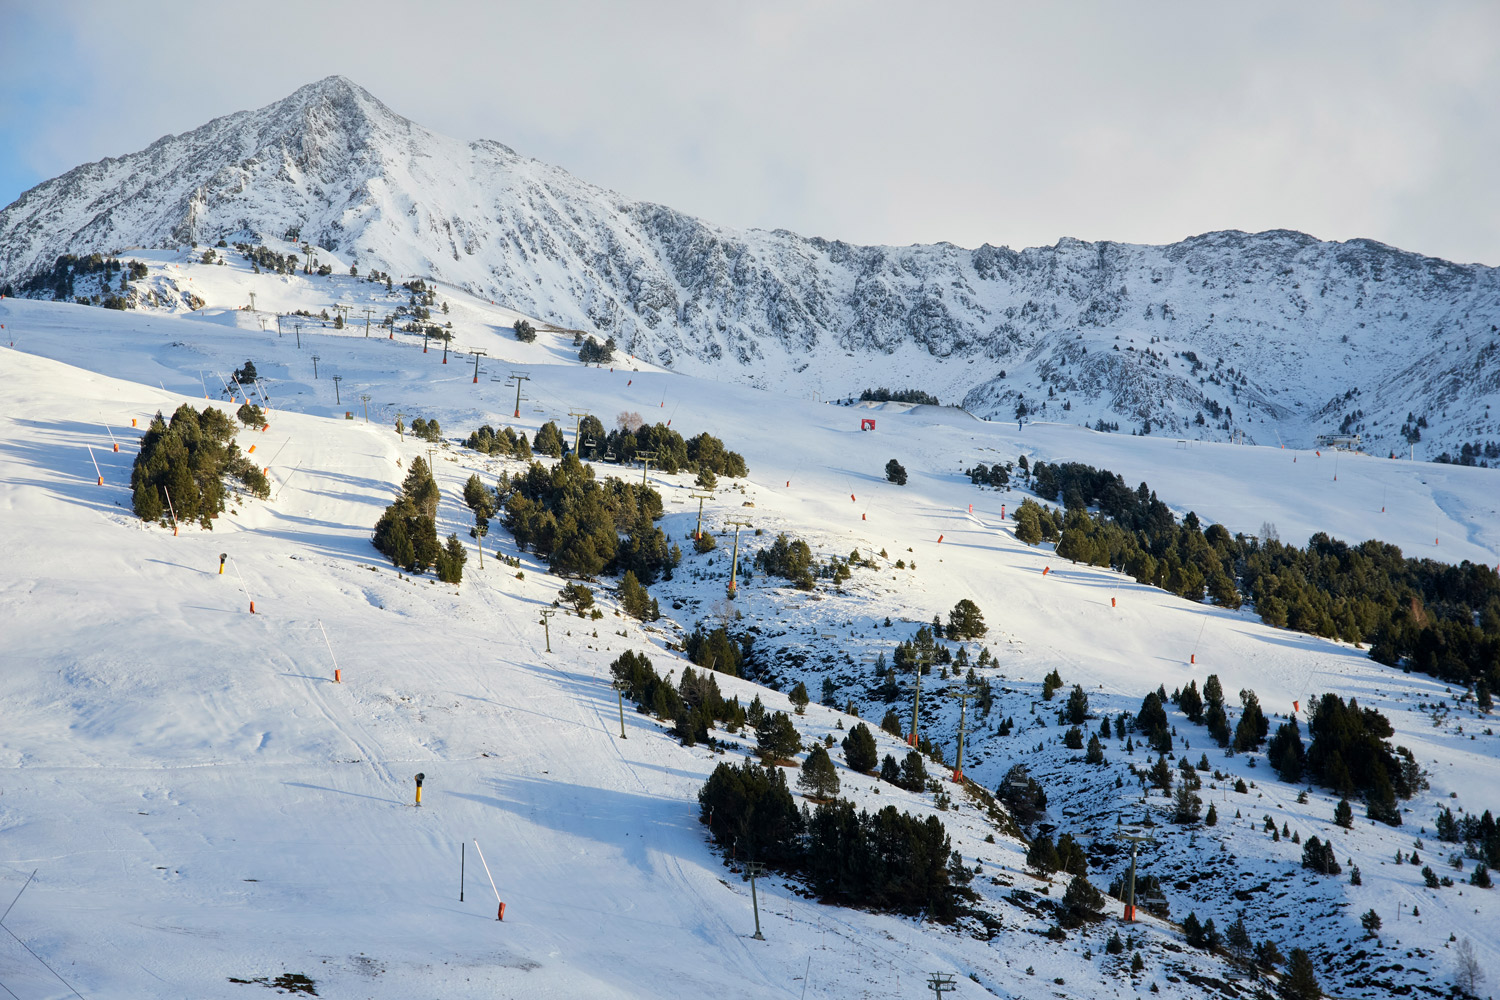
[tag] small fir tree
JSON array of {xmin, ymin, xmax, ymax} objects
[
  {"xmin": 1281, "ymin": 948, "xmax": 1322, "ymax": 1000},
  {"xmin": 789, "ymin": 681, "xmax": 810, "ymax": 715},
  {"xmin": 842, "ymin": 722, "xmax": 878, "ymax": 772},
  {"xmin": 755, "ymin": 711, "xmax": 803, "ymax": 763},
  {"xmin": 797, "ymin": 745, "xmax": 840, "ymax": 801}
]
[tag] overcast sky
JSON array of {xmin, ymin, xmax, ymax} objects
[{"xmin": 2, "ymin": 1, "xmax": 1496, "ymax": 264}]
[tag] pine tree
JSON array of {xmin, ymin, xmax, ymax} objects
[
  {"xmin": 755, "ymin": 711, "xmax": 802, "ymax": 763},
  {"xmin": 900, "ymin": 750, "xmax": 928, "ymax": 791},
  {"xmin": 619, "ymin": 570, "xmax": 652, "ymax": 620},
  {"xmin": 1281, "ymin": 948, "xmax": 1322, "ymax": 999},
  {"xmin": 1334, "ymin": 798, "xmax": 1353, "ymax": 828},
  {"xmin": 1086, "ymin": 733, "xmax": 1105, "ymax": 764},
  {"xmin": 1225, "ymin": 910, "xmax": 1252, "ymax": 967},
  {"xmin": 1065, "ymin": 684, "xmax": 1090, "ymax": 724},
  {"xmin": 532, "ymin": 420, "xmax": 566, "ymax": 457},
  {"xmin": 880, "ymin": 753, "xmax": 901, "ymax": 784},
  {"xmin": 880, "ymin": 709, "xmax": 903, "ymax": 737},
  {"xmin": 435, "ymin": 532, "xmax": 467, "ymax": 584},
  {"xmin": 1060, "ymin": 874, "xmax": 1104, "ymax": 927},
  {"xmin": 1178, "ymin": 679, "xmax": 1204, "ymax": 722},
  {"xmin": 1014, "ymin": 503, "xmax": 1043, "ymax": 545},
  {"xmin": 842, "ymin": 723, "xmax": 878, "ymax": 773},
  {"xmin": 789, "ymin": 681, "xmax": 810, "ymax": 715},
  {"xmin": 947, "ymin": 599, "xmax": 987, "ymax": 639},
  {"xmin": 797, "ymin": 745, "xmax": 840, "ymax": 801},
  {"xmin": 884, "ymin": 459, "xmax": 907, "ymax": 485},
  {"xmin": 1234, "ymin": 688, "xmax": 1268, "ymax": 751},
  {"xmin": 1174, "ymin": 783, "xmax": 1202, "ymax": 824},
  {"xmin": 1205, "ymin": 802, "xmax": 1218, "ymax": 826},
  {"xmin": 1268, "ymin": 718, "xmax": 1306, "ymax": 782},
  {"xmin": 1041, "ymin": 669, "xmax": 1064, "ymax": 700},
  {"xmin": 1026, "ymin": 833, "xmax": 1061, "ymax": 872},
  {"xmin": 1149, "ymin": 753, "xmax": 1174, "ymax": 793}
]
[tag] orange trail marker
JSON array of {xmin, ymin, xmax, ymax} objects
[
  {"xmin": 937, "ymin": 534, "xmax": 943, "ymax": 544},
  {"xmin": 86, "ymin": 446, "xmax": 103, "ymax": 485},
  {"xmin": 1042, "ymin": 566, "xmax": 1049, "ymax": 576},
  {"xmin": 850, "ymin": 494, "xmax": 856, "ymax": 502}
]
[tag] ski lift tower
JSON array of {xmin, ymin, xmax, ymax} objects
[
  {"xmin": 1116, "ymin": 829, "xmax": 1156, "ymax": 922},
  {"xmin": 725, "ymin": 519, "xmax": 752, "ymax": 598},
  {"xmin": 505, "ymin": 371, "xmax": 531, "ymax": 419}
]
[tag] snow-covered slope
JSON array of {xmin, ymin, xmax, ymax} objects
[
  {"xmin": 3, "ymin": 76, "xmax": 1499, "ymax": 461},
  {"xmin": 1, "ymin": 260, "xmax": 1498, "ymax": 998}
]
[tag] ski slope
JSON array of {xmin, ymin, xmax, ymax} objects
[{"xmin": 1, "ymin": 254, "xmax": 1498, "ymax": 998}]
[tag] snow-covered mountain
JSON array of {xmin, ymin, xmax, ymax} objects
[{"xmin": 3, "ymin": 75, "xmax": 1499, "ymax": 460}]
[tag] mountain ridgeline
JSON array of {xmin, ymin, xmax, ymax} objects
[{"xmin": 3, "ymin": 76, "xmax": 1499, "ymax": 459}]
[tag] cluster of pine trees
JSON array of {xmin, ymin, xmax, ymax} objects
[
  {"xmin": 753, "ymin": 533, "xmax": 815, "ymax": 589},
  {"xmin": 1434, "ymin": 805, "xmax": 1500, "ymax": 873},
  {"xmin": 130, "ymin": 405, "xmax": 269, "ymax": 527},
  {"xmin": 235, "ymin": 244, "xmax": 300, "ymax": 275},
  {"xmin": 684, "ymin": 625, "xmax": 752, "ymax": 678},
  {"xmin": 964, "ymin": 461, "xmax": 1012, "ymax": 488},
  {"xmin": 859, "ymin": 387, "xmax": 941, "ymax": 406},
  {"xmin": 610, "ymin": 651, "xmax": 745, "ymax": 746},
  {"xmin": 464, "ymin": 424, "xmax": 533, "ymax": 458},
  {"xmin": 697, "ymin": 758, "xmax": 973, "ymax": 919},
  {"xmin": 1165, "ymin": 675, "xmax": 1422, "ymax": 824},
  {"xmin": 371, "ymin": 457, "xmax": 466, "ymax": 582},
  {"xmin": 495, "ymin": 454, "xmax": 677, "ymax": 584},
  {"xmin": 8, "ymin": 252, "xmax": 147, "ymax": 303},
  {"xmin": 473, "ymin": 413, "xmax": 748, "ymax": 482},
  {"xmin": 578, "ymin": 335, "xmax": 615, "ymax": 364},
  {"xmin": 1006, "ymin": 457, "xmax": 1500, "ymax": 691}
]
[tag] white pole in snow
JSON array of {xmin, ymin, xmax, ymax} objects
[
  {"xmin": 228, "ymin": 556, "xmax": 256, "ymax": 614},
  {"xmin": 472, "ymin": 840, "xmax": 505, "ymax": 920},
  {"xmin": 318, "ymin": 620, "xmax": 341, "ymax": 683}
]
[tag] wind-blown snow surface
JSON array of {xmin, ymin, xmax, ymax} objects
[
  {"xmin": 3, "ymin": 76, "xmax": 1499, "ymax": 459},
  {"xmin": 1, "ymin": 261, "xmax": 1498, "ymax": 999}
]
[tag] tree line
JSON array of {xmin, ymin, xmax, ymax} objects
[{"xmin": 1003, "ymin": 457, "xmax": 1499, "ymax": 692}]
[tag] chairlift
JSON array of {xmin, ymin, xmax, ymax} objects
[{"xmin": 603, "ymin": 447, "xmax": 617, "ymax": 462}]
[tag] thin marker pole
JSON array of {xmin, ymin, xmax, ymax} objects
[
  {"xmin": 163, "ymin": 485, "xmax": 179, "ymax": 536},
  {"xmin": 229, "ymin": 557, "xmax": 256, "ymax": 614},
  {"xmin": 86, "ymin": 446, "xmax": 103, "ymax": 485},
  {"xmin": 101, "ymin": 422, "xmax": 120, "ymax": 453},
  {"xmin": 472, "ymin": 840, "xmax": 505, "ymax": 920},
  {"xmin": 318, "ymin": 620, "xmax": 340, "ymax": 683},
  {"xmin": 460, "ymin": 843, "xmax": 465, "ymax": 902}
]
